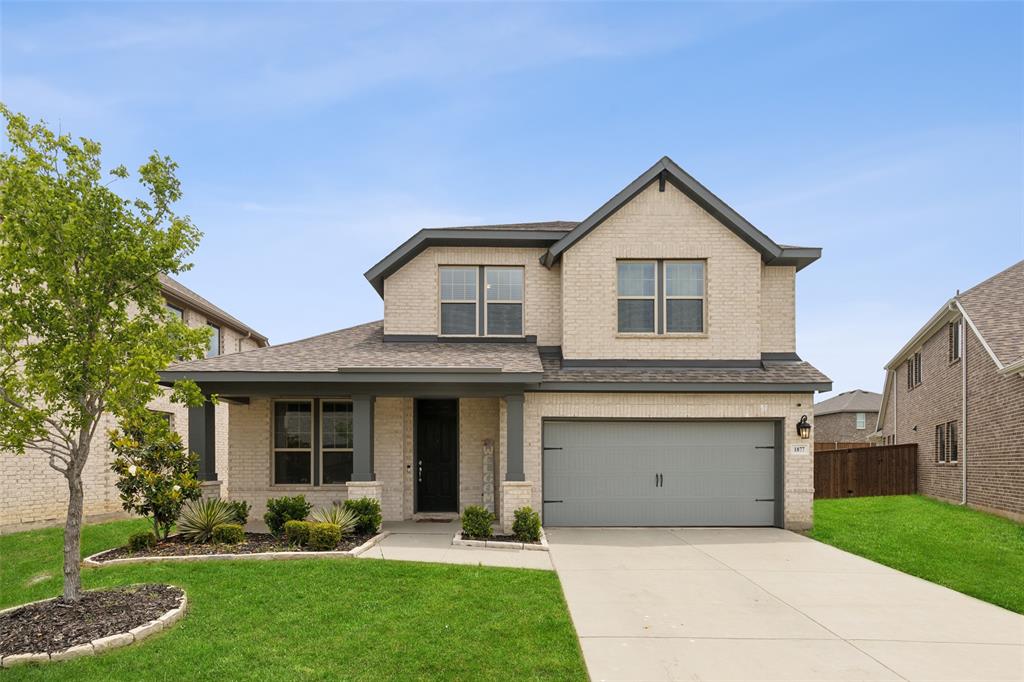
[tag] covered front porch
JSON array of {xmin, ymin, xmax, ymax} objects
[{"xmin": 184, "ymin": 381, "xmax": 533, "ymax": 530}]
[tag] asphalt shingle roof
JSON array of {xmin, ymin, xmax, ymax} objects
[
  {"xmin": 958, "ymin": 259, "xmax": 1024, "ymax": 367},
  {"xmin": 423, "ymin": 221, "xmax": 578, "ymax": 232},
  {"xmin": 814, "ymin": 389, "xmax": 881, "ymax": 416},
  {"xmin": 167, "ymin": 321, "xmax": 543, "ymax": 374}
]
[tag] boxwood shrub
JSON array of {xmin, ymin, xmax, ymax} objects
[
  {"xmin": 308, "ymin": 522, "xmax": 342, "ymax": 551},
  {"xmin": 212, "ymin": 523, "xmax": 245, "ymax": 545},
  {"xmin": 264, "ymin": 495, "xmax": 311, "ymax": 535},
  {"xmin": 284, "ymin": 519, "xmax": 314, "ymax": 547},
  {"xmin": 512, "ymin": 506, "xmax": 542, "ymax": 543},
  {"xmin": 343, "ymin": 497, "xmax": 382, "ymax": 535},
  {"xmin": 128, "ymin": 530, "xmax": 158, "ymax": 551},
  {"xmin": 461, "ymin": 505, "xmax": 495, "ymax": 539}
]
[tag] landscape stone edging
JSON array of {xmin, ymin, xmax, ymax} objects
[
  {"xmin": 0, "ymin": 588, "xmax": 187, "ymax": 668},
  {"xmin": 451, "ymin": 529, "xmax": 549, "ymax": 552},
  {"xmin": 82, "ymin": 531, "xmax": 390, "ymax": 566}
]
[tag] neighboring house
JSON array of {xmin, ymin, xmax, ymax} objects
[
  {"xmin": 813, "ymin": 389, "xmax": 881, "ymax": 447},
  {"xmin": 0, "ymin": 275, "xmax": 267, "ymax": 533},
  {"xmin": 160, "ymin": 157, "xmax": 830, "ymax": 531},
  {"xmin": 873, "ymin": 260, "xmax": 1024, "ymax": 521}
]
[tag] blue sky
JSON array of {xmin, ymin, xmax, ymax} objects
[{"xmin": 2, "ymin": 1, "xmax": 1022, "ymax": 399}]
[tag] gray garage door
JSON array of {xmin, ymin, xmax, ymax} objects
[{"xmin": 542, "ymin": 420, "xmax": 778, "ymax": 527}]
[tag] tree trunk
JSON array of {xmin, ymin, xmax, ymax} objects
[{"xmin": 63, "ymin": 468, "xmax": 84, "ymax": 602}]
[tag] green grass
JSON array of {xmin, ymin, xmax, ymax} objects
[
  {"xmin": 0, "ymin": 520, "xmax": 586, "ymax": 680},
  {"xmin": 810, "ymin": 495, "xmax": 1024, "ymax": 613}
]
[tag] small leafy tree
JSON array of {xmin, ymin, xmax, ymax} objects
[
  {"xmin": 110, "ymin": 414, "xmax": 202, "ymax": 540},
  {"xmin": 0, "ymin": 106, "xmax": 210, "ymax": 601}
]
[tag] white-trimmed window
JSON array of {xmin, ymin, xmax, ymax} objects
[
  {"xmin": 946, "ymin": 420, "xmax": 958, "ymax": 463},
  {"xmin": 321, "ymin": 401, "xmax": 353, "ymax": 484},
  {"xmin": 273, "ymin": 401, "xmax": 312, "ymax": 484},
  {"xmin": 485, "ymin": 267, "xmax": 524, "ymax": 336},
  {"xmin": 207, "ymin": 323, "xmax": 221, "ymax": 358},
  {"xmin": 856, "ymin": 412, "xmax": 866, "ymax": 430},
  {"xmin": 664, "ymin": 261, "xmax": 705, "ymax": 333},
  {"xmin": 439, "ymin": 266, "xmax": 478, "ymax": 336},
  {"xmin": 617, "ymin": 261, "xmax": 656, "ymax": 333},
  {"xmin": 949, "ymin": 320, "xmax": 962, "ymax": 362}
]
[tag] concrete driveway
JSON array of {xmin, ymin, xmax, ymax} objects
[{"xmin": 547, "ymin": 528, "xmax": 1024, "ymax": 682}]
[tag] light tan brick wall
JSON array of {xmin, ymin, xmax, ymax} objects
[
  {"xmin": 458, "ymin": 398, "xmax": 500, "ymax": 512},
  {"xmin": 499, "ymin": 481, "xmax": 533, "ymax": 531},
  {"xmin": 383, "ymin": 246, "xmax": 562, "ymax": 345},
  {"xmin": 561, "ymin": 182, "xmax": 763, "ymax": 360},
  {"xmin": 519, "ymin": 391, "xmax": 816, "ymax": 530},
  {"xmin": 1, "ymin": 296, "xmax": 258, "ymax": 532},
  {"xmin": 374, "ymin": 397, "xmax": 408, "ymax": 521},
  {"xmin": 760, "ymin": 266, "xmax": 796, "ymax": 353}
]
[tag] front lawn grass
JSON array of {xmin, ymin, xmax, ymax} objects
[
  {"xmin": 0, "ymin": 520, "xmax": 586, "ymax": 680},
  {"xmin": 810, "ymin": 494, "xmax": 1024, "ymax": 613}
]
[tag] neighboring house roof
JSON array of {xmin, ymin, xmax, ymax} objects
[
  {"xmin": 363, "ymin": 156, "xmax": 822, "ymax": 296},
  {"xmin": 814, "ymin": 389, "xmax": 881, "ymax": 416},
  {"xmin": 162, "ymin": 321, "xmax": 831, "ymax": 392},
  {"xmin": 160, "ymin": 274, "xmax": 269, "ymax": 346},
  {"xmin": 165, "ymin": 321, "xmax": 542, "ymax": 376}
]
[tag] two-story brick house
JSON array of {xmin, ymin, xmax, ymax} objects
[
  {"xmin": 161, "ymin": 158, "xmax": 830, "ymax": 530},
  {"xmin": 0, "ymin": 275, "xmax": 268, "ymax": 533},
  {"xmin": 874, "ymin": 260, "xmax": 1024, "ymax": 521}
]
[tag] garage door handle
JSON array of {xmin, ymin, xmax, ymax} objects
[
  {"xmin": 544, "ymin": 500, "xmax": 563, "ymax": 504},
  {"xmin": 755, "ymin": 498, "xmax": 775, "ymax": 502}
]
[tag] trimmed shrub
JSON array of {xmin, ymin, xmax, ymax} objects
[
  {"xmin": 212, "ymin": 523, "xmax": 245, "ymax": 545},
  {"xmin": 307, "ymin": 522, "xmax": 342, "ymax": 551},
  {"xmin": 227, "ymin": 500, "xmax": 250, "ymax": 526},
  {"xmin": 284, "ymin": 519, "xmax": 314, "ymax": 547},
  {"xmin": 128, "ymin": 530, "xmax": 158, "ymax": 551},
  {"xmin": 461, "ymin": 505, "xmax": 495, "ymax": 539},
  {"xmin": 178, "ymin": 498, "xmax": 236, "ymax": 543},
  {"xmin": 310, "ymin": 504, "xmax": 358, "ymax": 536},
  {"xmin": 512, "ymin": 506, "xmax": 542, "ymax": 543},
  {"xmin": 342, "ymin": 497, "xmax": 382, "ymax": 535},
  {"xmin": 264, "ymin": 495, "xmax": 312, "ymax": 535}
]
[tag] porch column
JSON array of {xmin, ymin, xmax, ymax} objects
[
  {"xmin": 351, "ymin": 394, "xmax": 375, "ymax": 481},
  {"xmin": 505, "ymin": 394, "xmax": 525, "ymax": 481},
  {"xmin": 188, "ymin": 401, "xmax": 216, "ymax": 482}
]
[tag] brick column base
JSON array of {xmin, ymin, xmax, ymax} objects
[
  {"xmin": 499, "ymin": 481, "xmax": 533, "ymax": 532},
  {"xmin": 199, "ymin": 480, "xmax": 222, "ymax": 500},
  {"xmin": 346, "ymin": 481, "xmax": 384, "ymax": 504}
]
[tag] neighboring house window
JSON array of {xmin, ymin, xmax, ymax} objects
[
  {"xmin": 855, "ymin": 412, "xmax": 866, "ymax": 430},
  {"xmin": 149, "ymin": 409, "xmax": 174, "ymax": 429},
  {"xmin": 440, "ymin": 266, "xmax": 478, "ymax": 336},
  {"xmin": 946, "ymin": 420, "xmax": 958, "ymax": 463},
  {"xmin": 273, "ymin": 401, "xmax": 312, "ymax": 484},
  {"xmin": 664, "ymin": 261, "xmax": 705, "ymax": 333},
  {"xmin": 949, "ymin": 320, "xmax": 962, "ymax": 362},
  {"xmin": 617, "ymin": 261, "xmax": 656, "ymax": 333},
  {"xmin": 935, "ymin": 423, "xmax": 946, "ymax": 463},
  {"xmin": 485, "ymin": 267, "xmax": 524, "ymax": 336},
  {"xmin": 166, "ymin": 304, "xmax": 183, "ymax": 320},
  {"xmin": 207, "ymin": 323, "xmax": 221, "ymax": 358},
  {"xmin": 907, "ymin": 352, "xmax": 922, "ymax": 389},
  {"xmin": 321, "ymin": 401, "xmax": 354, "ymax": 484}
]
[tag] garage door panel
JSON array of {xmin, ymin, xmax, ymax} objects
[{"xmin": 543, "ymin": 420, "xmax": 776, "ymax": 527}]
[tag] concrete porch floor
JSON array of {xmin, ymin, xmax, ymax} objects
[{"xmin": 356, "ymin": 519, "xmax": 553, "ymax": 570}]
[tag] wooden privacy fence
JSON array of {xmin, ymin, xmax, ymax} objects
[
  {"xmin": 814, "ymin": 444, "xmax": 917, "ymax": 499},
  {"xmin": 815, "ymin": 441, "xmax": 875, "ymax": 452}
]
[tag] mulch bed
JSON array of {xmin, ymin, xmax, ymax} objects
[
  {"xmin": 92, "ymin": 531, "xmax": 377, "ymax": 562},
  {"xmin": 463, "ymin": 534, "xmax": 542, "ymax": 545},
  {"xmin": 0, "ymin": 584, "xmax": 182, "ymax": 656}
]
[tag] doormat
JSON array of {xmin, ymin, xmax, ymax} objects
[{"xmin": 416, "ymin": 518, "xmax": 454, "ymax": 523}]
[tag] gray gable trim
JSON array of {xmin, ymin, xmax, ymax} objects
[
  {"xmin": 541, "ymin": 156, "xmax": 821, "ymax": 271},
  {"xmin": 363, "ymin": 228, "xmax": 567, "ymax": 297},
  {"xmin": 533, "ymin": 381, "xmax": 831, "ymax": 393},
  {"xmin": 383, "ymin": 334, "xmax": 538, "ymax": 344},
  {"xmin": 159, "ymin": 370, "xmax": 543, "ymax": 385}
]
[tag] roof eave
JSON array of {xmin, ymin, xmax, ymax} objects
[{"xmin": 883, "ymin": 299, "xmax": 958, "ymax": 370}]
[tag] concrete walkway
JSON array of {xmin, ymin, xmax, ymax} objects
[
  {"xmin": 357, "ymin": 520, "xmax": 553, "ymax": 570},
  {"xmin": 547, "ymin": 527, "xmax": 1024, "ymax": 682}
]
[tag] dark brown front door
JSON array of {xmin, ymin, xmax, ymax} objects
[{"xmin": 416, "ymin": 399, "xmax": 458, "ymax": 512}]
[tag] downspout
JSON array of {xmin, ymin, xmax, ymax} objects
[{"xmin": 959, "ymin": 302, "xmax": 967, "ymax": 505}]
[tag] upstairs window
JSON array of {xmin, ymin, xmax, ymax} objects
[
  {"xmin": 617, "ymin": 261, "xmax": 656, "ymax": 333},
  {"xmin": 166, "ymin": 304, "xmax": 183, "ymax": 321},
  {"xmin": 665, "ymin": 261, "xmax": 705, "ymax": 333},
  {"xmin": 856, "ymin": 412, "xmax": 866, "ymax": 430},
  {"xmin": 207, "ymin": 323, "xmax": 221, "ymax": 358},
  {"xmin": 907, "ymin": 352, "xmax": 922, "ymax": 389},
  {"xmin": 949, "ymin": 320, "xmax": 962, "ymax": 362},
  {"xmin": 440, "ymin": 266, "xmax": 478, "ymax": 336},
  {"xmin": 485, "ymin": 267, "xmax": 524, "ymax": 336}
]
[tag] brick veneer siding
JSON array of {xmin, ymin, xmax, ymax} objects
[
  {"xmin": 559, "ymin": 182, "xmax": 795, "ymax": 360},
  {"xmin": 383, "ymin": 246, "xmax": 562, "ymax": 346},
  {"xmin": 0, "ymin": 305, "xmax": 259, "ymax": 533},
  {"xmin": 814, "ymin": 412, "xmax": 878, "ymax": 444},
  {"xmin": 964, "ymin": 329, "xmax": 1024, "ymax": 519},
  {"xmin": 518, "ymin": 391, "xmax": 816, "ymax": 530}
]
